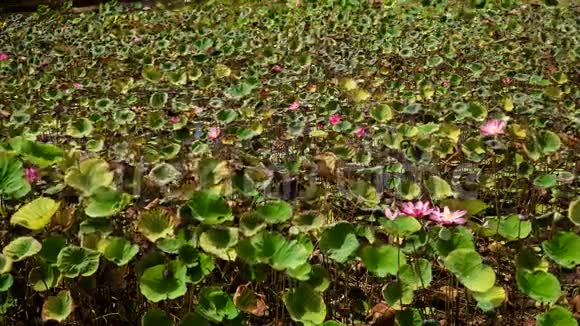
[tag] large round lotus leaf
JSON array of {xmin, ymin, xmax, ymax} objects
[
  {"xmin": 426, "ymin": 176, "xmax": 454, "ymax": 200},
  {"xmin": 198, "ymin": 159, "xmax": 229, "ymax": 187},
  {"xmin": 444, "ymin": 249, "xmax": 495, "ymax": 292},
  {"xmin": 568, "ymin": 198, "xmax": 580, "ymax": 225},
  {"xmin": 188, "ymin": 191, "xmax": 233, "ymax": 224},
  {"xmin": 306, "ymin": 265, "xmax": 330, "ymax": 292},
  {"xmin": 177, "ymin": 244, "xmax": 199, "ymax": 267},
  {"xmin": 0, "ymin": 254, "xmax": 11, "ymax": 274},
  {"xmin": 64, "ymin": 158, "xmax": 114, "ymax": 196},
  {"xmin": 541, "ymin": 232, "xmax": 580, "ymax": 269},
  {"xmin": 239, "ymin": 213, "xmax": 266, "ymax": 237},
  {"xmin": 142, "ymin": 66, "xmax": 163, "ymax": 83},
  {"xmin": 85, "ymin": 187, "xmax": 132, "ymax": 218},
  {"xmin": 399, "ymin": 259, "xmax": 432, "ymax": 290},
  {"xmin": 216, "ymin": 109, "xmax": 238, "ymax": 124},
  {"xmin": 293, "ymin": 213, "xmax": 325, "ymax": 232},
  {"xmin": 66, "ymin": 118, "xmax": 94, "ymax": 138},
  {"xmin": 149, "ymin": 92, "xmax": 168, "ymax": 109},
  {"xmin": 0, "ymin": 152, "xmax": 30, "ymax": 199},
  {"xmin": 41, "ymin": 290, "xmax": 73, "ymax": 322},
  {"xmin": 141, "ymin": 308, "xmax": 172, "ymax": 326},
  {"xmin": 284, "ymin": 284, "xmax": 326, "ymax": 325},
  {"xmin": 3, "ymin": 236, "xmax": 41, "ymax": 262},
  {"xmin": 319, "ymin": 223, "xmax": 360, "ymax": 263},
  {"xmin": 186, "ymin": 253, "xmax": 215, "ymax": 285},
  {"xmin": 38, "ymin": 236, "xmax": 67, "ymax": 265},
  {"xmin": 139, "ymin": 261, "xmax": 187, "ymax": 302},
  {"xmin": 255, "ymin": 200, "xmax": 293, "ymax": 224},
  {"xmin": 287, "ymin": 262, "xmax": 312, "ymax": 281},
  {"xmin": 536, "ymin": 130, "xmax": 561, "ymax": 154},
  {"xmin": 98, "ymin": 237, "xmax": 139, "ymax": 266},
  {"xmin": 380, "ymin": 215, "xmax": 422, "ymax": 238},
  {"xmin": 10, "ymin": 197, "xmax": 60, "ymax": 230},
  {"xmin": 382, "ymin": 280, "xmax": 414, "ymax": 308},
  {"xmin": 359, "ymin": 244, "xmax": 406, "ymax": 277},
  {"xmin": 28, "ymin": 262, "xmax": 59, "ymax": 291},
  {"xmin": 536, "ymin": 306, "xmax": 577, "ymax": 326},
  {"xmin": 533, "ymin": 174, "xmax": 557, "ymax": 188},
  {"xmin": 199, "ymin": 227, "xmax": 239, "ymax": 261},
  {"xmin": 149, "ymin": 163, "xmax": 181, "ymax": 185},
  {"xmin": 516, "ymin": 270, "xmax": 561, "ymax": 303},
  {"xmin": 0, "ymin": 274, "xmax": 13, "ymax": 292},
  {"xmin": 7, "ymin": 136, "xmax": 64, "ymax": 168},
  {"xmin": 432, "ymin": 226, "xmax": 475, "ymax": 257},
  {"xmin": 395, "ymin": 308, "xmax": 422, "ymax": 326},
  {"xmin": 180, "ymin": 312, "xmax": 211, "ymax": 326},
  {"xmin": 270, "ymin": 238, "xmax": 311, "ymax": 271},
  {"xmin": 371, "ymin": 104, "xmax": 393, "ymax": 122},
  {"xmin": 471, "ymin": 286, "xmax": 506, "ymax": 311},
  {"xmin": 483, "ymin": 215, "xmax": 532, "ymax": 241},
  {"xmin": 195, "ymin": 287, "xmax": 239, "ymax": 322},
  {"xmin": 56, "ymin": 245, "xmax": 100, "ymax": 278},
  {"xmin": 137, "ymin": 209, "xmax": 174, "ymax": 243},
  {"xmin": 397, "ymin": 180, "xmax": 421, "ymax": 200}
]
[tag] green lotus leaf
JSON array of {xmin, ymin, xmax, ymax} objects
[
  {"xmin": 0, "ymin": 152, "xmax": 30, "ymax": 199},
  {"xmin": 239, "ymin": 213, "xmax": 266, "ymax": 237},
  {"xmin": 66, "ymin": 118, "xmax": 94, "ymax": 138},
  {"xmin": 516, "ymin": 270, "xmax": 561, "ymax": 303},
  {"xmin": 56, "ymin": 245, "xmax": 100, "ymax": 278},
  {"xmin": 178, "ymin": 245, "xmax": 199, "ymax": 267},
  {"xmin": 292, "ymin": 213, "xmax": 325, "ymax": 232},
  {"xmin": 569, "ymin": 198, "xmax": 580, "ymax": 225},
  {"xmin": 0, "ymin": 254, "xmax": 11, "ymax": 274},
  {"xmin": 86, "ymin": 139, "xmax": 104, "ymax": 152},
  {"xmin": 395, "ymin": 308, "xmax": 423, "ymax": 326},
  {"xmin": 149, "ymin": 163, "xmax": 181, "ymax": 185},
  {"xmin": 198, "ymin": 159, "xmax": 229, "ymax": 187},
  {"xmin": 3, "ymin": 236, "xmax": 41, "ymax": 262},
  {"xmin": 149, "ymin": 92, "xmax": 168, "ymax": 109},
  {"xmin": 137, "ymin": 209, "xmax": 174, "ymax": 243},
  {"xmin": 38, "ymin": 236, "xmax": 67, "ymax": 265},
  {"xmin": 397, "ymin": 180, "xmax": 421, "ymax": 200},
  {"xmin": 64, "ymin": 158, "xmax": 114, "ymax": 196},
  {"xmin": 156, "ymin": 238, "xmax": 187, "ymax": 254},
  {"xmin": 536, "ymin": 306, "xmax": 577, "ymax": 326},
  {"xmin": 471, "ymin": 286, "xmax": 506, "ymax": 311},
  {"xmin": 536, "ymin": 131, "xmax": 561, "ymax": 154},
  {"xmin": 319, "ymin": 223, "xmax": 360, "ymax": 263},
  {"xmin": 195, "ymin": 287, "xmax": 239, "ymax": 322},
  {"xmin": 541, "ymin": 232, "xmax": 580, "ymax": 269},
  {"xmin": 306, "ymin": 265, "xmax": 330, "ymax": 292},
  {"xmin": 233, "ymin": 284, "xmax": 267, "ymax": 317},
  {"xmin": 482, "ymin": 215, "xmax": 531, "ymax": 241},
  {"xmin": 180, "ymin": 312, "xmax": 211, "ymax": 326},
  {"xmin": 271, "ymin": 237, "xmax": 311, "ymax": 271},
  {"xmin": 139, "ymin": 261, "xmax": 187, "ymax": 302},
  {"xmin": 186, "ymin": 253, "xmax": 215, "ymax": 284},
  {"xmin": 255, "ymin": 200, "xmax": 293, "ymax": 224},
  {"xmin": 426, "ymin": 176, "xmax": 454, "ymax": 200},
  {"xmin": 188, "ymin": 190, "xmax": 233, "ymax": 224},
  {"xmin": 359, "ymin": 244, "xmax": 405, "ymax": 277},
  {"xmin": 225, "ymin": 81, "xmax": 256, "ymax": 99},
  {"xmin": 114, "ymin": 109, "xmax": 136, "ymax": 124},
  {"xmin": 432, "ymin": 226, "xmax": 475, "ymax": 257},
  {"xmin": 286, "ymin": 262, "xmax": 312, "ymax": 281},
  {"xmin": 84, "ymin": 187, "xmax": 132, "ymax": 218},
  {"xmin": 141, "ymin": 309, "xmax": 172, "ymax": 326},
  {"xmin": 161, "ymin": 143, "xmax": 181, "ymax": 160},
  {"xmin": 10, "ymin": 197, "xmax": 60, "ymax": 230},
  {"xmin": 28, "ymin": 262, "xmax": 59, "ymax": 291},
  {"xmin": 216, "ymin": 109, "xmax": 238, "ymax": 124},
  {"xmin": 142, "ymin": 66, "xmax": 163, "ymax": 83},
  {"xmin": 382, "ymin": 280, "xmax": 414, "ymax": 308},
  {"xmin": 284, "ymin": 284, "xmax": 326, "ymax": 325},
  {"xmin": 533, "ymin": 174, "xmax": 557, "ymax": 188},
  {"xmin": 350, "ymin": 180, "xmax": 380, "ymax": 207},
  {"xmin": 41, "ymin": 290, "xmax": 73, "ymax": 322},
  {"xmin": 199, "ymin": 227, "xmax": 239, "ymax": 261},
  {"xmin": 8, "ymin": 136, "xmax": 63, "ymax": 168},
  {"xmin": 214, "ymin": 64, "xmax": 231, "ymax": 78},
  {"xmin": 399, "ymin": 259, "xmax": 432, "ymax": 290},
  {"xmin": 98, "ymin": 236, "xmax": 139, "ymax": 266},
  {"xmin": 380, "ymin": 215, "xmax": 422, "ymax": 238},
  {"xmin": 168, "ymin": 70, "xmax": 187, "ymax": 86},
  {"xmin": 444, "ymin": 249, "xmax": 495, "ymax": 292},
  {"xmin": 0, "ymin": 274, "xmax": 13, "ymax": 292}
]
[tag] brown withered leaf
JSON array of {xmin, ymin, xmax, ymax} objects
[
  {"xmin": 233, "ymin": 284, "xmax": 267, "ymax": 317},
  {"xmin": 367, "ymin": 302, "xmax": 396, "ymax": 326},
  {"xmin": 51, "ymin": 204, "xmax": 76, "ymax": 231},
  {"xmin": 570, "ymin": 294, "xmax": 580, "ymax": 318}
]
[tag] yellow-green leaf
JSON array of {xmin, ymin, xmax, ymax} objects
[{"xmin": 10, "ymin": 197, "xmax": 60, "ymax": 230}]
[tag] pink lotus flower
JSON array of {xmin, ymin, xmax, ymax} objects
[
  {"xmin": 429, "ymin": 206, "xmax": 467, "ymax": 225},
  {"xmin": 355, "ymin": 127, "xmax": 366, "ymax": 137},
  {"xmin": 208, "ymin": 126, "xmax": 221, "ymax": 140},
  {"xmin": 289, "ymin": 101, "xmax": 300, "ymax": 111},
  {"xmin": 400, "ymin": 201, "xmax": 433, "ymax": 218},
  {"xmin": 272, "ymin": 65, "xmax": 282, "ymax": 72},
  {"xmin": 170, "ymin": 117, "xmax": 180, "ymax": 124},
  {"xmin": 384, "ymin": 207, "xmax": 402, "ymax": 221},
  {"xmin": 0, "ymin": 53, "xmax": 9, "ymax": 61},
  {"xmin": 316, "ymin": 122, "xmax": 323, "ymax": 129},
  {"xmin": 24, "ymin": 167, "xmax": 40, "ymax": 183},
  {"xmin": 480, "ymin": 119, "xmax": 507, "ymax": 136},
  {"xmin": 73, "ymin": 83, "xmax": 83, "ymax": 89},
  {"xmin": 442, "ymin": 80, "xmax": 449, "ymax": 87},
  {"xmin": 501, "ymin": 77, "xmax": 513, "ymax": 85},
  {"xmin": 329, "ymin": 115, "xmax": 341, "ymax": 125}
]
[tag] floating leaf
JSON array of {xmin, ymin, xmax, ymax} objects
[
  {"xmin": 98, "ymin": 236, "xmax": 139, "ymax": 266},
  {"xmin": 359, "ymin": 245, "xmax": 405, "ymax": 277},
  {"xmin": 149, "ymin": 92, "xmax": 168, "ymax": 109},
  {"xmin": 56, "ymin": 245, "xmax": 100, "ymax": 278},
  {"xmin": 426, "ymin": 176, "xmax": 454, "ymax": 200},
  {"xmin": 139, "ymin": 261, "xmax": 187, "ymax": 302},
  {"xmin": 188, "ymin": 191, "xmax": 233, "ymax": 225},
  {"xmin": 196, "ymin": 287, "xmax": 239, "ymax": 322},
  {"xmin": 380, "ymin": 215, "xmax": 422, "ymax": 238},
  {"xmin": 28, "ymin": 262, "xmax": 59, "ymax": 291},
  {"xmin": 516, "ymin": 270, "xmax": 561, "ymax": 303},
  {"xmin": 0, "ymin": 152, "xmax": 30, "ymax": 199},
  {"xmin": 382, "ymin": 280, "xmax": 414, "ymax": 308},
  {"xmin": 64, "ymin": 158, "xmax": 114, "ymax": 196},
  {"xmin": 533, "ymin": 174, "xmax": 557, "ymax": 188},
  {"xmin": 8, "ymin": 137, "xmax": 63, "ymax": 168},
  {"xmin": 137, "ymin": 209, "xmax": 174, "ymax": 243},
  {"xmin": 38, "ymin": 236, "xmax": 67, "ymax": 265},
  {"xmin": 0, "ymin": 274, "xmax": 13, "ymax": 292},
  {"xmin": 141, "ymin": 309, "xmax": 172, "ymax": 326},
  {"xmin": 66, "ymin": 118, "xmax": 94, "ymax": 138},
  {"xmin": 536, "ymin": 131, "xmax": 561, "ymax": 154},
  {"xmin": 471, "ymin": 286, "xmax": 506, "ymax": 311},
  {"xmin": 85, "ymin": 187, "xmax": 132, "ymax": 218},
  {"xmin": 397, "ymin": 180, "xmax": 421, "ymax": 200},
  {"xmin": 319, "ymin": 223, "xmax": 360, "ymax": 263},
  {"xmin": 199, "ymin": 227, "xmax": 239, "ymax": 261},
  {"xmin": 256, "ymin": 200, "xmax": 293, "ymax": 224},
  {"xmin": 284, "ymin": 284, "xmax": 326, "ymax": 325},
  {"xmin": 536, "ymin": 306, "xmax": 577, "ymax": 326},
  {"xmin": 542, "ymin": 232, "xmax": 580, "ymax": 269},
  {"xmin": 444, "ymin": 249, "xmax": 495, "ymax": 292},
  {"xmin": 149, "ymin": 163, "xmax": 181, "ymax": 185},
  {"xmin": 3, "ymin": 236, "xmax": 41, "ymax": 262},
  {"xmin": 41, "ymin": 290, "xmax": 73, "ymax": 322},
  {"xmin": 10, "ymin": 197, "xmax": 60, "ymax": 230}
]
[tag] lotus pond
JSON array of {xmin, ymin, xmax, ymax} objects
[{"xmin": 0, "ymin": 0, "xmax": 579, "ymax": 325}]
